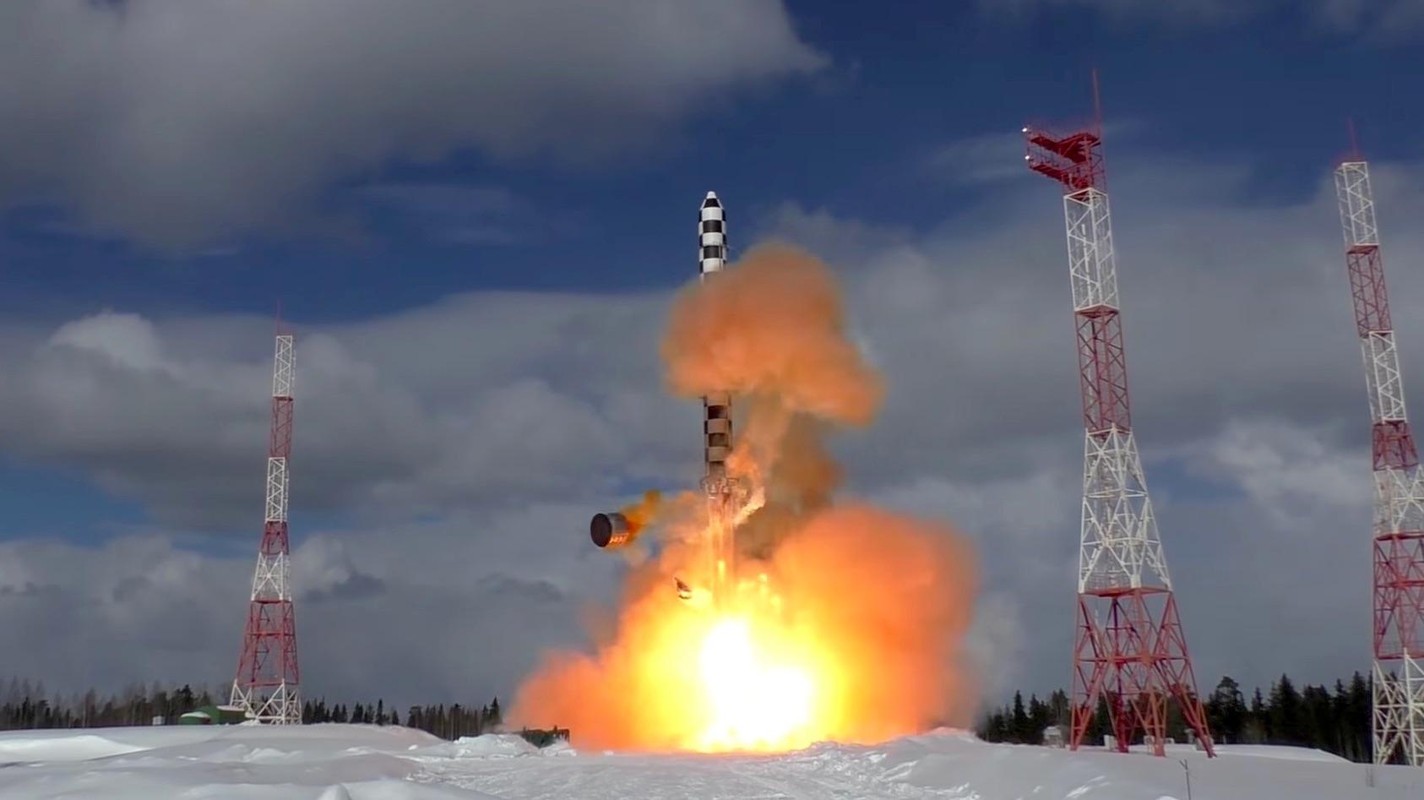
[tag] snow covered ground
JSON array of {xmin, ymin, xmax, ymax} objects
[{"xmin": 0, "ymin": 723, "xmax": 1420, "ymax": 799}]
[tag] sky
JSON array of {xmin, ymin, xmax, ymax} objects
[{"xmin": 1, "ymin": 0, "xmax": 1423, "ymax": 714}]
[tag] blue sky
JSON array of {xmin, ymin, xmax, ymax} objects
[
  {"xmin": 4, "ymin": 2, "xmax": 1419, "ymax": 322},
  {"xmin": 1, "ymin": 0, "xmax": 1422, "ymax": 710}
]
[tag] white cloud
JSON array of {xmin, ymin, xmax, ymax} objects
[
  {"xmin": 1184, "ymin": 418, "xmax": 1368, "ymax": 522},
  {"xmin": 0, "ymin": 0, "xmax": 826, "ymax": 249}
]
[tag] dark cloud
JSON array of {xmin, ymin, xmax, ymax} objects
[
  {"xmin": 0, "ymin": 0, "xmax": 825, "ymax": 249},
  {"xmin": 303, "ymin": 573, "xmax": 386, "ymax": 605}
]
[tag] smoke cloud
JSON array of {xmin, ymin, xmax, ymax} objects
[{"xmin": 511, "ymin": 242, "xmax": 979, "ymax": 750}]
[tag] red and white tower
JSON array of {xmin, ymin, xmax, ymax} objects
[
  {"xmin": 1024, "ymin": 111, "xmax": 1215, "ymax": 757},
  {"xmin": 231, "ymin": 328, "xmax": 301, "ymax": 724},
  {"xmin": 1333, "ymin": 154, "xmax": 1424, "ymax": 766}
]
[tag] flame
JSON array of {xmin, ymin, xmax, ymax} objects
[
  {"xmin": 510, "ymin": 242, "xmax": 980, "ymax": 751},
  {"xmin": 696, "ymin": 614, "xmax": 814, "ymax": 751},
  {"xmin": 622, "ymin": 490, "xmax": 662, "ymax": 529}
]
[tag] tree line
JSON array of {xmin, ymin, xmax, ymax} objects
[
  {"xmin": 977, "ymin": 672, "xmax": 1376, "ymax": 762},
  {"xmin": 0, "ymin": 678, "xmax": 504, "ymax": 741}
]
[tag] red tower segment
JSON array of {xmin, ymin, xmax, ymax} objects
[
  {"xmin": 1024, "ymin": 117, "xmax": 1215, "ymax": 757},
  {"xmin": 230, "ymin": 329, "xmax": 301, "ymax": 724}
]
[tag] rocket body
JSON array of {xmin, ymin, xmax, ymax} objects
[
  {"xmin": 699, "ymin": 192, "xmax": 733, "ymax": 486},
  {"xmin": 583, "ymin": 192, "xmax": 740, "ymax": 606},
  {"xmin": 699, "ymin": 192, "xmax": 727, "ymax": 275},
  {"xmin": 699, "ymin": 192, "xmax": 736, "ymax": 603}
]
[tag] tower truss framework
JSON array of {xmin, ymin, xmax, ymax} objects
[
  {"xmin": 231, "ymin": 330, "xmax": 301, "ymax": 724},
  {"xmin": 1334, "ymin": 158, "xmax": 1424, "ymax": 766},
  {"xmin": 1024, "ymin": 120, "xmax": 1215, "ymax": 757}
]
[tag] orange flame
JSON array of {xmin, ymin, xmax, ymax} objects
[{"xmin": 511, "ymin": 243, "xmax": 979, "ymax": 751}]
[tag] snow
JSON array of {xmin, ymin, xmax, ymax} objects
[{"xmin": 0, "ymin": 723, "xmax": 1419, "ymax": 799}]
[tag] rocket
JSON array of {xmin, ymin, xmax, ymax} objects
[
  {"xmin": 699, "ymin": 191, "xmax": 733, "ymax": 492},
  {"xmin": 698, "ymin": 192, "xmax": 737, "ymax": 604},
  {"xmin": 699, "ymin": 191, "xmax": 727, "ymax": 274},
  {"xmin": 586, "ymin": 192, "xmax": 738, "ymax": 602}
]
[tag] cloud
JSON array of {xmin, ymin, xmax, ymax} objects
[
  {"xmin": 925, "ymin": 131, "xmax": 1035, "ymax": 188},
  {"xmin": 978, "ymin": 0, "xmax": 1424, "ymax": 39},
  {"xmin": 0, "ymin": 507, "xmax": 613, "ymax": 708},
  {"xmin": 0, "ymin": 297, "xmax": 713, "ymax": 532},
  {"xmin": 4, "ymin": 134, "xmax": 1424, "ymax": 709},
  {"xmin": 0, "ymin": 0, "xmax": 826, "ymax": 250}
]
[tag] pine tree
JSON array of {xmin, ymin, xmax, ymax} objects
[
  {"xmin": 1010, "ymin": 692, "xmax": 1028, "ymax": 743},
  {"xmin": 1207, "ymin": 675, "xmax": 1247, "ymax": 744},
  {"xmin": 1269, "ymin": 674, "xmax": 1304, "ymax": 745}
]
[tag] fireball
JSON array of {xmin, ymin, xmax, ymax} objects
[
  {"xmin": 508, "ymin": 243, "xmax": 979, "ymax": 752},
  {"xmin": 683, "ymin": 572, "xmax": 830, "ymax": 752}
]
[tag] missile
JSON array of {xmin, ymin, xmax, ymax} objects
[
  {"xmin": 699, "ymin": 192, "xmax": 733, "ymax": 488},
  {"xmin": 586, "ymin": 193, "xmax": 739, "ymax": 607},
  {"xmin": 699, "ymin": 192, "xmax": 727, "ymax": 276}
]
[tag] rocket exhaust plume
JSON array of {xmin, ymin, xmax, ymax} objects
[{"xmin": 514, "ymin": 234, "xmax": 979, "ymax": 752}]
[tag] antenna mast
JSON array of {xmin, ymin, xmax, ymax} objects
[
  {"xmin": 1333, "ymin": 150, "xmax": 1424, "ymax": 766},
  {"xmin": 1023, "ymin": 89, "xmax": 1215, "ymax": 757},
  {"xmin": 231, "ymin": 326, "xmax": 301, "ymax": 724}
]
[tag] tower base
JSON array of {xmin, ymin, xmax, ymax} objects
[
  {"xmin": 1069, "ymin": 588, "xmax": 1215, "ymax": 757},
  {"xmin": 230, "ymin": 680, "xmax": 302, "ymax": 724},
  {"xmin": 1373, "ymin": 657, "xmax": 1424, "ymax": 766},
  {"xmin": 1372, "ymin": 529, "xmax": 1424, "ymax": 765},
  {"xmin": 232, "ymin": 598, "xmax": 301, "ymax": 725}
]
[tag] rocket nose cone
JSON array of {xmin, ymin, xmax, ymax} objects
[{"xmin": 701, "ymin": 191, "xmax": 721, "ymax": 209}]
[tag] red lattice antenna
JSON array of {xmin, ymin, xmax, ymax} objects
[
  {"xmin": 1333, "ymin": 142, "xmax": 1424, "ymax": 766},
  {"xmin": 230, "ymin": 321, "xmax": 301, "ymax": 724},
  {"xmin": 1023, "ymin": 78, "xmax": 1215, "ymax": 758}
]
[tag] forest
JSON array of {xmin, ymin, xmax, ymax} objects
[
  {"xmin": 0, "ymin": 672, "xmax": 1382, "ymax": 762},
  {"xmin": 0, "ymin": 678, "xmax": 505, "ymax": 741},
  {"xmin": 976, "ymin": 672, "xmax": 1377, "ymax": 763}
]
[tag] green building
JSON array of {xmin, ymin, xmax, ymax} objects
[{"xmin": 178, "ymin": 705, "xmax": 250, "ymax": 725}]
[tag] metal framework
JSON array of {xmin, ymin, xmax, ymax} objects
[
  {"xmin": 1334, "ymin": 158, "xmax": 1424, "ymax": 766},
  {"xmin": 231, "ymin": 330, "xmax": 302, "ymax": 724},
  {"xmin": 1024, "ymin": 120, "xmax": 1215, "ymax": 757}
]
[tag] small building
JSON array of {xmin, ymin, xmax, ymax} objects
[
  {"xmin": 517, "ymin": 727, "xmax": 570, "ymax": 748},
  {"xmin": 1042, "ymin": 724, "xmax": 1066, "ymax": 748},
  {"xmin": 178, "ymin": 705, "xmax": 249, "ymax": 725}
]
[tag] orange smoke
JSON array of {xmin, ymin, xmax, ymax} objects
[
  {"xmin": 511, "ymin": 242, "xmax": 979, "ymax": 751},
  {"xmin": 661, "ymin": 242, "xmax": 883, "ymax": 427}
]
